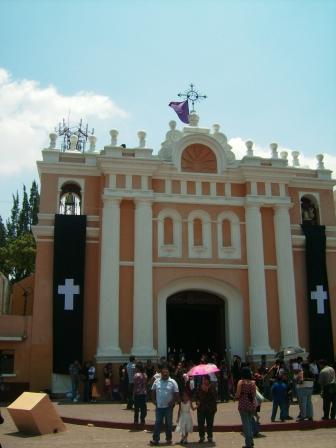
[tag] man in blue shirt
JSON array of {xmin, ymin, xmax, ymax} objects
[
  {"xmin": 126, "ymin": 356, "xmax": 136, "ymax": 409},
  {"xmin": 150, "ymin": 365, "xmax": 180, "ymax": 446}
]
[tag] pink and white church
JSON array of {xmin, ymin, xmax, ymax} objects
[{"xmin": 24, "ymin": 111, "xmax": 336, "ymax": 391}]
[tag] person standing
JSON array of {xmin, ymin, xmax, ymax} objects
[
  {"xmin": 318, "ymin": 359, "xmax": 336, "ymax": 419},
  {"xmin": 150, "ymin": 365, "xmax": 179, "ymax": 446},
  {"xmin": 295, "ymin": 362, "xmax": 314, "ymax": 421},
  {"xmin": 69, "ymin": 360, "xmax": 81, "ymax": 402},
  {"xmin": 271, "ymin": 375, "xmax": 287, "ymax": 422},
  {"xmin": 176, "ymin": 391, "xmax": 195, "ymax": 444},
  {"xmin": 126, "ymin": 355, "xmax": 136, "ymax": 409},
  {"xmin": 236, "ymin": 367, "xmax": 257, "ymax": 448},
  {"xmin": 103, "ymin": 362, "xmax": 113, "ymax": 401},
  {"xmin": 195, "ymin": 374, "xmax": 217, "ymax": 444},
  {"xmin": 133, "ymin": 362, "xmax": 148, "ymax": 426}
]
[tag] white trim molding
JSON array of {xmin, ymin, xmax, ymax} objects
[
  {"xmin": 58, "ymin": 177, "xmax": 85, "ymax": 214},
  {"xmin": 187, "ymin": 210, "xmax": 212, "ymax": 258},
  {"xmin": 299, "ymin": 191, "xmax": 321, "ymax": 224},
  {"xmin": 217, "ymin": 211, "xmax": 241, "ymax": 259},
  {"xmin": 157, "ymin": 208, "xmax": 182, "ymax": 258},
  {"xmin": 157, "ymin": 277, "xmax": 244, "ymax": 359}
]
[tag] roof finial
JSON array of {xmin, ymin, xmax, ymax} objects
[{"xmin": 177, "ymin": 83, "xmax": 207, "ymax": 113}]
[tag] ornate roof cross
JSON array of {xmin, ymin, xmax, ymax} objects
[{"xmin": 178, "ymin": 83, "xmax": 207, "ymax": 113}]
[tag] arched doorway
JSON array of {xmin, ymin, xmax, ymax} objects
[{"xmin": 166, "ymin": 290, "xmax": 225, "ymax": 362}]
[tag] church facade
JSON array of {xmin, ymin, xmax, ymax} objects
[{"xmin": 29, "ymin": 113, "xmax": 336, "ymax": 391}]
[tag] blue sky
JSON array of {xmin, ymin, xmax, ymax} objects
[{"xmin": 0, "ymin": 0, "xmax": 335, "ymax": 219}]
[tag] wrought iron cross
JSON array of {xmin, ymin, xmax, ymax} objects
[{"xmin": 178, "ymin": 83, "xmax": 207, "ymax": 113}]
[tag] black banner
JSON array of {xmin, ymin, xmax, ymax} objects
[
  {"xmin": 53, "ymin": 214, "xmax": 86, "ymax": 373},
  {"xmin": 302, "ymin": 224, "xmax": 334, "ymax": 362}
]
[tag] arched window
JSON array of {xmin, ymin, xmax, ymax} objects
[
  {"xmin": 222, "ymin": 219, "xmax": 232, "ymax": 247},
  {"xmin": 217, "ymin": 211, "xmax": 241, "ymax": 259},
  {"xmin": 157, "ymin": 209, "xmax": 182, "ymax": 258},
  {"xmin": 59, "ymin": 183, "xmax": 82, "ymax": 215},
  {"xmin": 193, "ymin": 218, "xmax": 203, "ymax": 246},
  {"xmin": 300, "ymin": 194, "xmax": 320, "ymax": 225},
  {"xmin": 188, "ymin": 210, "xmax": 212, "ymax": 258},
  {"xmin": 164, "ymin": 217, "xmax": 174, "ymax": 245}
]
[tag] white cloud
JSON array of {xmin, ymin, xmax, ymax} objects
[
  {"xmin": 229, "ymin": 136, "xmax": 336, "ymax": 177},
  {"xmin": 0, "ymin": 68, "xmax": 128, "ymax": 175}
]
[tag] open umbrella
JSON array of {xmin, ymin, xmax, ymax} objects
[
  {"xmin": 187, "ymin": 363, "xmax": 220, "ymax": 377},
  {"xmin": 276, "ymin": 346, "xmax": 308, "ymax": 360}
]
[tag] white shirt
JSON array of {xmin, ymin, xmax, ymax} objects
[{"xmin": 152, "ymin": 377, "xmax": 179, "ymax": 408}]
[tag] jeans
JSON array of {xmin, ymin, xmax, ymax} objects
[
  {"xmin": 296, "ymin": 386, "xmax": 313, "ymax": 419},
  {"xmin": 197, "ymin": 409, "xmax": 215, "ymax": 440},
  {"xmin": 71, "ymin": 378, "xmax": 79, "ymax": 400},
  {"xmin": 152, "ymin": 407, "xmax": 173, "ymax": 442},
  {"xmin": 134, "ymin": 394, "xmax": 147, "ymax": 423},
  {"xmin": 127, "ymin": 383, "xmax": 134, "ymax": 409},
  {"xmin": 239, "ymin": 410, "xmax": 254, "ymax": 448},
  {"xmin": 271, "ymin": 398, "xmax": 286, "ymax": 421},
  {"xmin": 252, "ymin": 414, "xmax": 260, "ymax": 436}
]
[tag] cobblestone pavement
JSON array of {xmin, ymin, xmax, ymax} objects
[{"xmin": 1, "ymin": 408, "xmax": 336, "ymax": 448}]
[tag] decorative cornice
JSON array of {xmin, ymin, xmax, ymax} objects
[{"xmin": 32, "ymin": 225, "xmax": 99, "ymax": 239}]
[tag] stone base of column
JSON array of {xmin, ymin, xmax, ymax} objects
[
  {"xmin": 130, "ymin": 347, "xmax": 158, "ymax": 358},
  {"xmin": 96, "ymin": 346, "xmax": 123, "ymax": 359},
  {"xmin": 247, "ymin": 346, "xmax": 275, "ymax": 364}
]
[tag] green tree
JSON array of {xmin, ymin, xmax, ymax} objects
[
  {"xmin": 0, "ymin": 182, "xmax": 40, "ymax": 281},
  {"xmin": 0, "ymin": 232, "xmax": 36, "ymax": 282},
  {"xmin": 0, "ymin": 215, "xmax": 6, "ymax": 247},
  {"xmin": 29, "ymin": 180, "xmax": 40, "ymax": 227},
  {"xmin": 6, "ymin": 192, "xmax": 20, "ymax": 239},
  {"xmin": 18, "ymin": 185, "xmax": 30, "ymax": 236}
]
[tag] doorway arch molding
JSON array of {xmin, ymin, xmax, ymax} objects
[{"xmin": 157, "ymin": 277, "xmax": 244, "ymax": 359}]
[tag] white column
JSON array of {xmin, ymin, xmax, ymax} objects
[
  {"xmin": 210, "ymin": 182, "xmax": 216, "ymax": 197},
  {"xmin": 166, "ymin": 179, "xmax": 172, "ymax": 194},
  {"xmin": 97, "ymin": 197, "xmax": 122, "ymax": 357},
  {"xmin": 274, "ymin": 204, "xmax": 300, "ymax": 347},
  {"xmin": 225, "ymin": 182, "xmax": 231, "ymax": 197},
  {"xmin": 245, "ymin": 204, "xmax": 274, "ymax": 355},
  {"xmin": 131, "ymin": 199, "xmax": 156, "ymax": 356},
  {"xmin": 195, "ymin": 181, "xmax": 202, "ymax": 196}
]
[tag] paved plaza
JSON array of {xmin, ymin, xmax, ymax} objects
[
  {"xmin": 1, "ymin": 407, "xmax": 336, "ymax": 448},
  {"xmin": 2, "ymin": 395, "xmax": 336, "ymax": 447}
]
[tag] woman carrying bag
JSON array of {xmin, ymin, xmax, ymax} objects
[{"xmin": 236, "ymin": 367, "xmax": 257, "ymax": 448}]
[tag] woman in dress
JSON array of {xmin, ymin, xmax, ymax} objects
[
  {"xmin": 176, "ymin": 391, "xmax": 195, "ymax": 444},
  {"xmin": 236, "ymin": 367, "xmax": 257, "ymax": 448}
]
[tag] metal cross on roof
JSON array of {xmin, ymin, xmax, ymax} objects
[{"xmin": 178, "ymin": 83, "xmax": 207, "ymax": 113}]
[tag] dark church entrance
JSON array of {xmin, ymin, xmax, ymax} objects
[{"xmin": 166, "ymin": 290, "xmax": 225, "ymax": 363}]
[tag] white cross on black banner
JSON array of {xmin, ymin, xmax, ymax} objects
[
  {"xmin": 302, "ymin": 224, "xmax": 333, "ymax": 362},
  {"xmin": 53, "ymin": 214, "xmax": 86, "ymax": 373}
]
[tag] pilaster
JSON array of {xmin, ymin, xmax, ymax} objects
[
  {"xmin": 96, "ymin": 197, "xmax": 122, "ymax": 358},
  {"xmin": 274, "ymin": 204, "xmax": 300, "ymax": 348},
  {"xmin": 131, "ymin": 198, "xmax": 156, "ymax": 356},
  {"xmin": 245, "ymin": 203, "xmax": 274, "ymax": 355}
]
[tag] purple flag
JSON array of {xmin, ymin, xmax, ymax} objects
[{"xmin": 169, "ymin": 100, "xmax": 189, "ymax": 124}]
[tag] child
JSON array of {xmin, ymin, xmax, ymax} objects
[{"xmin": 176, "ymin": 391, "xmax": 195, "ymax": 444}]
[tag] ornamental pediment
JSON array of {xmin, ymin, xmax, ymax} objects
[{"xmin": 159, "ymin": 115, "xmax": 236, "ymax": 174}]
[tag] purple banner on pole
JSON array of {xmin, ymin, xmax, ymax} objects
[{"xmin": 169, "ymin": 100, "xmax": 189, "ymax": 124}]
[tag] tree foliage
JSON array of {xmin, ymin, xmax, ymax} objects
[{"xmin": 0, "ymin": 181, "xmax": 40, "ymax": 282}]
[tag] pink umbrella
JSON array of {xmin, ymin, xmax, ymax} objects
[{"xmin": 187, "ymin": 363, "xmax": 220, "ymax": 376}]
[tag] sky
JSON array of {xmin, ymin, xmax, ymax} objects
[{"xmin": 0, "ymin": 0, "xmax": 335, "ymax": 220}]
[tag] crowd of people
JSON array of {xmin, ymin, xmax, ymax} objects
[{"xmin": 68, "ymin": 353, "xmax": 336, "ymax": 447}]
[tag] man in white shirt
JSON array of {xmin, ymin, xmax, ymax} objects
[{"xmin": 150, "ymin": 365, "xmax": 179, "ymax": 446}]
